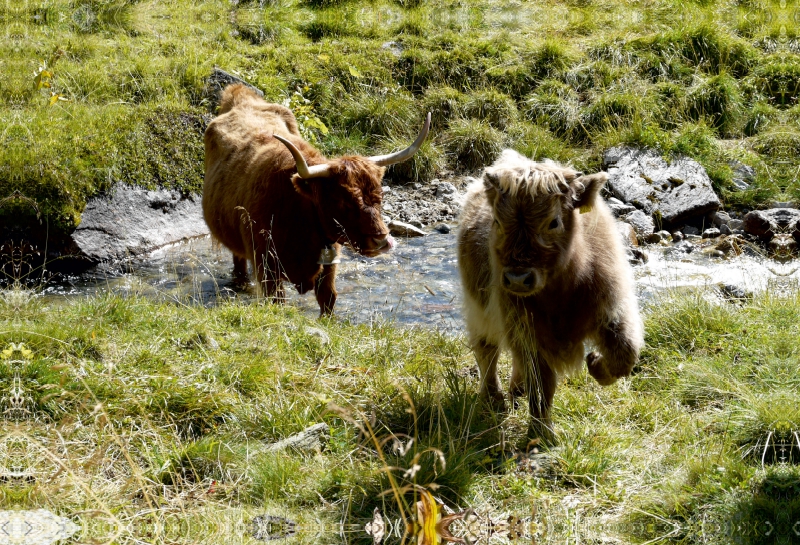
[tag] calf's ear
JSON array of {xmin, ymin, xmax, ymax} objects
[
  {"xmin": 570, "ymin": 172, "xmax": 608, "ymax": 212},
  {"xmin": 483, "ymin": 169, "xmax": 501, "ymax": 200},
  {"xmin": 292, "ymin": 175, "xmax": 316, "ymax": 200}
]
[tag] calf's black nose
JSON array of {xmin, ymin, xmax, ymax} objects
[{"xmin": 503, "ymin": 270, "xmax": 535, "ymax": 291}]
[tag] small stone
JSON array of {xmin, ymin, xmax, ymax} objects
[
  {"xmin": 616, "ymin": 221, "xmax": 638, "ymax": 247},
  {"xmin": 409, "ymin": 219, "xmax": 424, "ymax": 228},
  {"xmin": 434, "ymin": 224, "xmax": 451, "ymax": 234},
  {"xmin": 710, "ymin": 211, "xmax": 731, "ymax": 227},
  {"xmin": 382, "ymin": 185, "xmax": 392, "ymax": 194},
  {"xmin": 305, "ymin": 327, "xmax": 330, "ymax": 345},
  {"xmin": 382, "ymin": 203, "xmax": 394, "ymax": 211},
  {"xmin": 388, "ymin": 220, "xmax": 426, "ymax": 237},
  {"xmin": 683, "ymin": 225, "xmax": 700, "ymax": 236},
  {"xmin": 671, "ymin": 231, "xmax": 684, "ymax": 242},
  {"xmin": 264, "ymin": 423, "xmax": 330, "ymax": 454},
  {"xmin": 685, "ymin": 234, "xmax": 702, "ymax": 241},
  {"xmin": 702, "ymin": 228, "xmax": 721, "ymax": 238},
  {"xmin": 718, "ymin": 282, "xmax": 752, "ymax": 301},
  {"xmin": 668, "ymin": 240, "xmax": 695, "ymax": 255},
  {"xmin": 621, "ymin": 209, "xmax": 655, "ymax": 242},
  {"xmin": 435, "ymin": 182, "xmax": 457, "ymax": 197},
  {"xmin": 728, "ymin": 219, "xmax": 744, "ymax": 231},
  {"xmin": 656, "ymin": 230, "xmax": 672, "ymax": 242},
  {"xmin": 720, "ymin": 224, "xmax": 732, "ymax": 235},
  {"xmin": 628, "ymin": 247, "xmax": 648, "ymax": 264},
  {"xmin": 645, "ymin": 232, "xmax": 663, "ymax": 244}
]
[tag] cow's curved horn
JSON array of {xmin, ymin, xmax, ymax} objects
[
  {"xmin": 368, "ymin": 112, "xmax": 431, "ymax": 167},
  {"xmin": 273, "ymin": 134, "xmax": 331, "ymax": 179}
]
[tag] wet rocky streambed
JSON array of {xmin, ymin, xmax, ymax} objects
[{"xmin": 43, "ymin": 228, "xmax": 797, "ymax": 329}]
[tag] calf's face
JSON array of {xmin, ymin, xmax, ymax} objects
[
  {"xmin": 293, "ymin": 157, "xmax": 395, "ymax": 257},
  {"xmin": 483, "ymin": 161, "xmax": 607, "ymax": 296}
]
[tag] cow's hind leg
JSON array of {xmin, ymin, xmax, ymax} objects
[
  {"xmin": 314, "ymin": 264, "xmax": 338, "ymax": 317},
  {"xmin": 255, "ymin": 251, "xmax": 285, "ymax": 304},
  {"xmin": 586, "ymin": 318, "xmax": 641, "ymax": 386},
  {"xmin": 472, "ymin": 338, "xmax": 505, "ymax": 410}
]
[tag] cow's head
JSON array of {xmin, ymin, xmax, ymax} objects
[
  {"xmin": 482, "ymin": 149, "xmax": 607, "ymax": 296},
  {"xmin": 275, "ymin": 114, "xmax": 430, "ymax": 257}
]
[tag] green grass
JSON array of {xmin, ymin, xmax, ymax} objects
[
  {"xmin": 4, "ymin": 0, "xmax": 800, "ymax": 238},
  {"xmin": 2, "ymin": 286, "xmax": 798, "ymax": 543}
]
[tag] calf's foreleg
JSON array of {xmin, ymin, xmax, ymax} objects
[{"xmin": 586, "ymin": 316, "xmax": 641, "ymax": 386}]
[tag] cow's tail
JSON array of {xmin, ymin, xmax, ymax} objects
[{"xmin": 218, "ymin": 83, "xmax": 259, "ymax": 114}]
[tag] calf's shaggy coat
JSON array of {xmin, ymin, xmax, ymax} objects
[
  {"xmin": 203, "ymin": 84, "xmax": 428, "ymax": 315},
  {"xmin": 458, "ymin": 150, "xmax": 644, "ymax": 436}
]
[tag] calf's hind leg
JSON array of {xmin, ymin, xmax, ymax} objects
[
  {"xmin": 586, "ymin": 317, "xmax": 642, "ymax": 386},
  {"xmin": 232, "ymin": 255, "xmax": 249, "ymax": 283}
]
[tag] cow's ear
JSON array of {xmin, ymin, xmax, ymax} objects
[
  {"xmin": 292, "ymin": 175, "xmax": 315, "ymax": 200},
  {"xmin": 570, "ymin": 172, "xmax": 608, "ymax": 212}
]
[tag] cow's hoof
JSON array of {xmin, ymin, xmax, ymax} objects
[
  {"xmin": 586, "ymin": 351, "xmax": 617, "ymax": 386},
  {"xmin": 527, "ymin": 420, "xmax": 556, "ymax": 446},
  {"xmin": 482, "ymin": 391, "xmax": 507, "ymax": 413}
]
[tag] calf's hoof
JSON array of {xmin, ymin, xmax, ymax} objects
[{"xmin": 527, "ymin": 418, "xmax": 556, "ymax": 446}]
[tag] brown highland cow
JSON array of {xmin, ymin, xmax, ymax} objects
[
  {"xmin": 203, "ymin": 83, "xmax": 430, "ymax": 315},
  {"xmin": 457, "ymin": 149, "xmax": 644, "ymax": 437}
]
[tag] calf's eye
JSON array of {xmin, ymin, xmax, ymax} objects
[{"xmin": 549, "ymin": 218, "xmax": 560, "ymax": 230}]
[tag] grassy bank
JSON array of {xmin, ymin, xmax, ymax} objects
[
  {"xmin": 3, "ymin": 0, "xmax": 799, "ymax": 236},
  {"xmin": 2, "ymin": 287, "xmax": 797, "ymax": 543}
]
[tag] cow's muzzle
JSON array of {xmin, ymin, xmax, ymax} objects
[
  {"xmin": 361, "ymin": 234, "xmax": 396, "ymax": 257},
  {"xmin": 501, "ymin": 268, "xmax": 541, "ymax": 295}
]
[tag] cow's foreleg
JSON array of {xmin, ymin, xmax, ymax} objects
[
  {"xmin": 314, "ymin": 264, "xmax": 338, "ymax": 317},
  {"xmin": 472, "ymin": 338, "xmax": 504, "ymax": 410},
  {"xmin": 586, "ymin": 318, "xmax": 641, "ymax": 386},
  {"xmin": 232, "ymin": 255, "xmax": 249, "ymax": 283}
]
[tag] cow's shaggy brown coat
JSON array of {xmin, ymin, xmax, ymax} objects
[
  {"xmin": 203, "ymin": 84, "xmax": 395, "ymax": 315},
  {"xmin": 458, "ymin": 149, "xmax": 644, "ymax": 437}
]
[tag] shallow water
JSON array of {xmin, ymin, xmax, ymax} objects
[{"xmin": 43, "ymin": 232, "xmax": 797, "ymax": 330}]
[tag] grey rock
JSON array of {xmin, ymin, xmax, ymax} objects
[
  {"xmin": 671, "ymin": 231, "xmax": 684, "ymax": 241},
  {"xmin": 606, "ymin": 199, "xmax": 637, "ymax": 218},
  {"xmin": 264, "ymin": 423, "xmax": 330, "ymax": 454},
  {"xmin": 305, "ymin": 327, "xmax": 330, "ymax": 345},
  {"xmin": 656, "ymin": 230, "xmax": 672, "ymax": 242},
  {"xmin": 743, "ymin": 208, "xmax": 800, "ymax": 238},
  {"xmin": 435, "ymin": 182, "xmax": 457, "ymax": 196},
  {"xmin": 388, "ymin": 220, "xmax": 427, "ymax": 237},
  {"xmin": 730, "ymin": 162, "xmax": 755, "ymax": 191},
  {"xmin": 382, "ymin": 185, "xmax": 392, "ymax": 194},
  {"xmin": 683, "ymin": 225, "xmax": 700, "ymax": 236},
  {"xmin": 720, "ymin": 224, "xmax": 732, "ymax": 235},
  {"xmin": 710, "ymin": 211, "xmax": 731, "ymax": 227},
  {"xmin": 728, "ymin": 219, "xmax": 744, "ymax": 231},
  {"xmin": 646, "ymin": 232, "xmax": 664, "ymax": 244},
  {"xmin": 628, "ymin": 247, "xmax": 648, "ymax": 264},
  {"xmin": 71, "ymin": 185, "xmax": 209, "ymax": 263},
  {"xmin": 685, "ymin": 234, "xmax": 702, "ymax": 241},
  {"xmin": 718, "ymin": 282, "xmax": 752, "ymax": 301},
  {"xmin": 206, "ymin": 67, "xmax": 263, "ymax": 109},
  {"xmin": 434, "ymin": 223, "xmax": 451, "ymax": 234},
  {"xmin": 702, "ymin": 228, "xmax": 721, "ymax": 239},
  {"xmin": 668, "ymin": 240, "xmax": 695, "ymax": 255},
  {"xmin": 603, "ymin": 146, "xmax": 720, "ymax": 225},
  {"xmin": 621, "ymin": 209, "xmax": 655, "ymax": 242},
  {"xmin": 616, "ymin": 221, "xmax": 638, "ymax": 247}
]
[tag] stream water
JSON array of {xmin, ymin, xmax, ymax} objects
[{"xmin": 42, "ymin": 231, "xmax": 798, "ymax": 330}]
